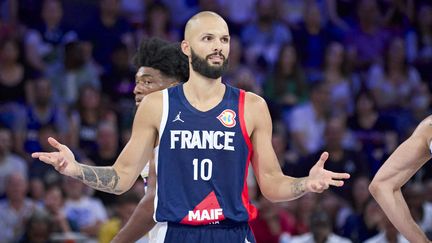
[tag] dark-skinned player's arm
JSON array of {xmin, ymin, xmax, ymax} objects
[
  {"xmin": 112, "ymin": 159, "xmax": 157, "ymax": 242},
  {"xmin": 31, "ymin": 92, "xmax": 163, "ymax": 195},
  {"xmin": 245, "ymin": 92, "xmax": 350, "ymax": 202},
  {"xmin": 370, "ymin": 116, "xmax": 432, "ymax": 243}
]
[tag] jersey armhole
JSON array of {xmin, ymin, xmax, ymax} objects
[
  {"xmin": 239, "ymin": 90, "xmax": 252, "ymax": 150},
  {"xmin": 159, "ymin": 89, "xmax": 169, "ymax": 140}
]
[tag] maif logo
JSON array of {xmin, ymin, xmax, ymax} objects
[{"xmin": 217, "ymin": 109, "xmax": 236, "ymax": 128}]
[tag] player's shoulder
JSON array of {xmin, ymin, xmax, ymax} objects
[
  {"xmin": 138, "ymin": 90, "xmax": 164, "ymax": 108},
  {"xmin": 243, "ymin": 92, "xmax": 271, "ymax": 129},
  {"xmin": 244, "ymin": 91, "xmax": 267, "ymax": 109},
  {"xmin": 135, "ymin": 90, "xmax": 165, "ymax": 119},
  {"xmin": 413, "ymin": 115, "xmax": 432, "ymax": 138},
  {"xmin": 417, "ymin": 115, "xmax": 432, "ymax": 128}
]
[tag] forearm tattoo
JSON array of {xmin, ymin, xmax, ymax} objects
[
  {"xmin": 73, "ymin": 165, "xmax": 122, "ymax": 194},
  {"xmin": 291, "ymin": 178, "xmax": 307, "ymax": 198}
]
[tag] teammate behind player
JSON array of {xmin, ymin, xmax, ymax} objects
[
  {"xmin": 112, "ymin": 38, "xmax": 188, "ymax": 242},
  {"xmin": 32, "ymin": 11, "xmax": 350, "ymax": 242},
  {"xmin": 370, "ymin": 116, "xmax": 432, "ymax": 243}
]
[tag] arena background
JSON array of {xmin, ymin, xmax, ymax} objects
[{"xmin": 0, "ymin": 0, "xmax": 431, "ymax": 242}]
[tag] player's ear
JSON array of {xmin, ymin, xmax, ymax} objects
[{"xmin": 181, "ymin": 40, "xmax": 191, "ymax": 57}]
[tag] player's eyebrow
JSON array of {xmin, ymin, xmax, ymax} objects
[
  {"xmin": 201, "ymin": 33, "xmax": 230, "ymax": 38},
  {"xmin": 135, "ymin": 74, "xmax": 153, "ymax": 83},
  {"xmin": 136, "ymin": 73, "xmax": 153, "ymax": 78}
]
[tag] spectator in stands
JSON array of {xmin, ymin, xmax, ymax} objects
[
  {"xmin": 322, "ymin": 42, "xmax": 353, "ymax": 115},
  {"xmin": 347, "ymin": 90, "xmax": 398, "ymax": 174},
  {"xmin": 402, "ymin": 183, "xmax": 432, "ymax": 234},
  {"xmin": 0, "ymin": 38, "xmax": 31, "ymax": 136},
  {"xmin": 43, "ymin": 184, "xmax": 75, "ymax": 233},
  {"xmin": 98, "ymin": 191, "xmax": 140, "ymax": 243},
  {"xmin": 289, "ymin": 210, "xmax": 351, "ymax": 243},
  {"xmin": 101, "ymin": 43, "xmax": 134, "ymax": 104},
  {"xmin": 241, "ymin": 0, "xmax": 292, "ymax": 71},
  {"xmin": 62, "ymin": 176, "xmax": 108, "ymax": 238},
  {"xmin": 79, "ymin": 0, "xmax": 133, "ymax": 73},
  {"xmin": 298, "ymin": 116, "xmax": 369, "ymax": 199},
  {"xmin": 367, "ymin": 37, "xmax": 422, "ymax": 111},
  {"xmin": 24, "ymin": 0, "xmax": 77, "ymax": 73},
  {"xmin": 363, "ymin": 209, "xmax": 409, "ymax": 243},
  {"xmin": 345, "ymin": 0, "xmax": 390, "ymax": 71},
  {"xmin": 250, "ymin": 191, "xmax": 296, "ymax": 243},
  {"xmin": 0, "ymin": 125, "xmax": 27, "ymax": 196},
  {"xmin": 263, "ymin": 44, "xmax": 308, "ymax": 110},
  {"xmin": 138, "ymin": 2, "xmax": 179, "ymax": 42},
  {"xmin": 293, "ymin": 1, "xmax": 334, "ymax": 76},
  {"xmin": 15, "ymin": 77, "xmax": 69, "ymax": 159},
  {"xmin": 18, "ymin": 210, "xmax": 54, "ymax": 243},
  {"xmin": 48, "ymin": 41, "xmax": 100, "ymax": 106},
  {"xmin": 287, "ymin": 81, "xmax": 330, "ymax": 156},
  {"xmin": 0, "ymin": 173, "xmax": 38, "ymax": 242},
  {"xmin": 69, "ymin": 85, "xmax": 117, "ymax": 156},
  {"xmin": 406, "ymin": 3, "xmax": 432, "ymax": 89},
  {"xmin": 341, "ymin": 198, "xmax": 381, "ymax": 242}
]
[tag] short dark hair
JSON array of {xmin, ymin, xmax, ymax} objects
[{"xmin": 134, "ymin": 38, "xmax": 189, "ymax": 82}]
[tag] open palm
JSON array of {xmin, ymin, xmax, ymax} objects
[
  {"xmin": 306, "ymin": 152, "xmax": 350, "ymax": 193},
  {"xmin": 31, "ymin": 137, "xmax": 80, "ymax": 177}
]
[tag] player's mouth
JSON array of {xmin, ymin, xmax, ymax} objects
[{"xmin": 208, "ymin": 55, "xmax": 224, "ymax": 61}]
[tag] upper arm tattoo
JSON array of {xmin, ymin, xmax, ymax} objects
[{"xmin": 74, "ymin": 165, "xmax": 122, "ymax": 194}]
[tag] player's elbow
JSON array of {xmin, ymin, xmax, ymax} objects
[
  {"xmin": 259, "ymin": 185, "xmax": 283, "ymax": 203},
  {"xmin": 369, "ymin": 177, "xmax": 394, "ymax": 199},
  {"xmin": 261, "ymin": 191, "xmax": 279, "ymax": 203},
  {"xmin": 368, "ymin": 180, "xmax": 381, "ymax": 198}
]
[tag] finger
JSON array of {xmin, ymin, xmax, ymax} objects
[
  {"xmin": 32, "ymin": 152, "xmax": 55, "ymax": 158},
  {"xmin": 315, "ymin": 151, "xmax": 329, "ymax": 168},
  {"xmin": 330, "ymin": 172, "xmax": 351, "ymax": 180},
  {"xmin": 329, "ymin": 180, "xmax": 344, "ymax": 187},
  {"xmin": 48, "ymin": 137, "xmax": 63, "ymax": 151}
]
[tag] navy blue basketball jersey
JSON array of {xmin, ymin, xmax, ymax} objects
[{"xmin": 154, "ymin": 84, "xmax": 257, "ymax": 225}]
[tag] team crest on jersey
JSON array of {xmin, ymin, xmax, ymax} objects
[{"xmin": 217, "ymin": 109, "xmax": 236, "ymax": 128}]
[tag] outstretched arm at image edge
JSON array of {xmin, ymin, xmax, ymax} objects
[
  {"xmin": 245, "ymin": 93, "xmax": 350, "ymax": 202},
  {"xmin": 369, "ymin": 118, "xmax": 432, "ymax": 243},
  {"xmin": 112, "ymin": 161, "xmax": 158, "ymax": 242}
]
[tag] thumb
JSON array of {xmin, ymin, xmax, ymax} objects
[
  {"xmin": 48, "ymin": 137, "xmax": 63, "ymax": 151},
  {"xmin": 316, "ymin": 151, "xmax": 329, "ymax": 168}
]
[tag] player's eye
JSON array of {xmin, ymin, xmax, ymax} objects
[
  {"xmin": 221, "ymin": 37, "xmax": 229, "ymax": 43},
  {"xmin": 203, "ymin": 36, "xmax": 213, "ymax": 41}
]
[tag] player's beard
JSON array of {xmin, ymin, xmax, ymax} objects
[{"xmin": 191, "ymin": 48, "xmax": 228, "ymax": 79}]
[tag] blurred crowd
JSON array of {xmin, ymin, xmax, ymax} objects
[{"xmin": 0, "ymin": 0, "xmax": 432, "ymax": 242}]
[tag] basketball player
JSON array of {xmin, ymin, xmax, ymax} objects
[
  {"xmin": 32, "ymin": 11, "xmax": 350, "ymax": 242},
  {"xmin": 370, "ymin": 116, "xmax": 432, "ymax": 243},
  {"xmin": 112, "ymin": 38, "xmax": 188, "ymax": 242}
]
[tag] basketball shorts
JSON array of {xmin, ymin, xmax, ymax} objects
[{"xmin": 151, "ymin": 220, "xmax": 256, "ymax": 243}]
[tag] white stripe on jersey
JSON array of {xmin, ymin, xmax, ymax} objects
[{"xmin": 154, "ymin": 89, "xmax": 169, "ymax": 222}]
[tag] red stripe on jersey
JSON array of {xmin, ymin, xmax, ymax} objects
[{"xmin": 239, "ymin": 90, "xmax": 258, "ymax": 221}]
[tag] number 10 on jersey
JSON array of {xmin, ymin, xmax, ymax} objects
[{"xmin": 193, "ymin": 159, "xmax": 213, "ymax": 181}]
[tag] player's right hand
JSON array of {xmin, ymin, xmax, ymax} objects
[{"xmin": 31, "ymin": 137, "xmax": 80, "ymax": 177}]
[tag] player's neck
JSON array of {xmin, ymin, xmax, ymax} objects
[
  {"xmin": 186, "ymin": 72, "xmax": 224, "ymax": 101},
  {"xmin": 183, "ymin": 78, "xmax": 225, "ymax": 112}
]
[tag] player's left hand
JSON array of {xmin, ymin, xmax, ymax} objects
[{"xmin": 306, "ymin": 152, "xmax": 350, "ymax": 193}]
